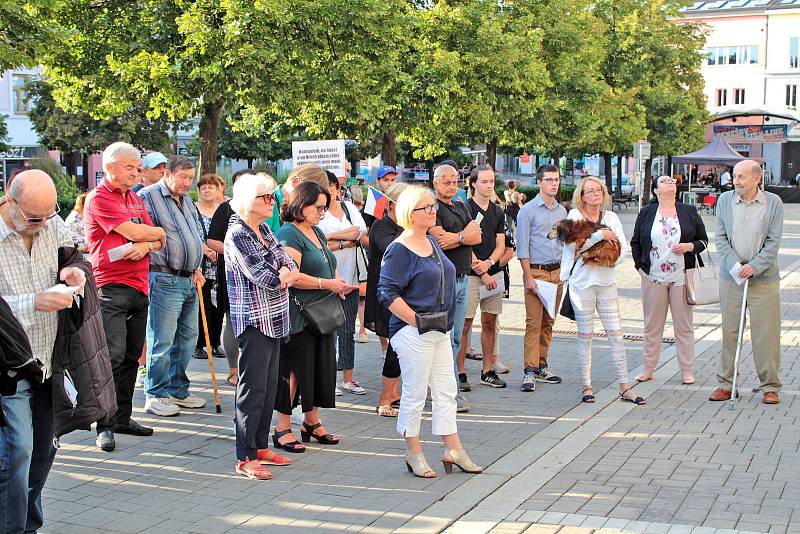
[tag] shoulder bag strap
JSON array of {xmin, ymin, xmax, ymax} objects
[
  {"xmin": 427, "ymin": 237, "xmax": 446, "ymax": 307},
  {"xmin": 312, "ymin": 226, "xmax": 336, "ymax": 279}
]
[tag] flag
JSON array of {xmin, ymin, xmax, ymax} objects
[{"xmin": 364, "ymin": 186, "xmax": 389, "ymax": 219}]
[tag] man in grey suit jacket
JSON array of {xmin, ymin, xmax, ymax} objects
[{"xmin": 711, "ymin": 160, "xmax": 784, "ymax": 404}]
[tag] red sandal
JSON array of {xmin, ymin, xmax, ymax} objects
[
  {"xmin": 256, "ymin": 448, "xmax": 292, "ymax": 466},
  {"xmin": 235, "ymin": 458, "xmax": 272, "ymax": 480}
]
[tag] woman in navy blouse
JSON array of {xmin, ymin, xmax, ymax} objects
[
  {"xmin": 224, "ymin": 174, "xmax": 299, "ymax": 480},
  {"xmin": 379, "ymin": 186, "xmax": 483, "ymax": 478}
]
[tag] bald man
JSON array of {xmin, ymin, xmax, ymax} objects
[
  {"xmin": 0, "ymin": 170, "xmax": 86, "ymax": 533},
  {"xmin": 711, "ymin": 159, "xmax": 784, "ymax": 404}
]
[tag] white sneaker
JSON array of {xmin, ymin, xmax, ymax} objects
[
  {"xmin": 341, "ymin": 380, "xmax": 366, "ymax": 395},
  {"xmin": 335, "ymin": 385, "xmax": 343, "ymax": 396},
  {"xmin": 135, "ymin": 365, "xmax": 146, "ymax": 388},
  {"xmin": 493, "ymin": 359, "xmax": 510, "ymax": 374},
  {"xmin": 145, "ymin": 396, "xmax": 180, "ymax": 417},
  {"xmin": 169, "ymin": 394, "xmax": 207, "ymax": 409}
]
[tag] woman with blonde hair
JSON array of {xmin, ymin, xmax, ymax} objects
[
  {"xmin": 379, "ymin": 185, "xmax": 483, "ymax": 478},
  {"xmin": 559, "ymin": 177, "xmax": 644, "ymax": 406}
]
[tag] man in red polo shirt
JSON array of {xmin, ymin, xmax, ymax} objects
[{"xmin": 84, "ymin": 141, "xmax": 166, "ymax": 452}]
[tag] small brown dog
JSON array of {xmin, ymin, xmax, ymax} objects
[{"xmin": 547, "ymin": 219, "xmax": 620, "ymax": 267}]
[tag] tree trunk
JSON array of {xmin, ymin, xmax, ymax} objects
[
  {"xmin": 247, "ymin": 158, "xmax": 254, "ymax": 169},
  {"xmin": 382, "ymin": 129, "xmax": 396, "ymax": 167},
  {"xmin": 198, "ymin": 100, "xmax": 224, "ymax": 177},
  {"xmin": 616, "ymin": 154, "xmax": 624, "ymax": 198},
  {"xmin": 601, "ymin": 151, "xmax": 613, "ymax": 193},
  {"xmin": 642, "ymin": 156, "xmax": 653, "ymax": 204},
  {"xmin": 487, "ymin": 137, "xmax": 498, "ymax": 170},
  {"xmin": 535, "ymin": 153, "xmax": 540, "ymax": 169}
]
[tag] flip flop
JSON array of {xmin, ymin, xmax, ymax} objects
[
  {"xmin": 465, "ymin": 351, "xmax": 483, "ymax": 361},
  {"xmin": 635, "ymin": 374, "xmax": 653, "ymax": 383},
  {"xmin": 376, "ymin": 405, "xmax": 398, "ymax": 417}
]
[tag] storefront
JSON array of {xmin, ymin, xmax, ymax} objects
[{"xmin": 0, "ymin": 145, "xmax": 38, "ymax": 192}]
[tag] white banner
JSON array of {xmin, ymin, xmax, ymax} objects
[{"xmin": 292, "ymin": 139, "xmax": 346, "ymax": 178}]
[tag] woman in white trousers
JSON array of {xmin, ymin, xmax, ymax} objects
[
  {"xmin": 560, "ymin": 177, "xmax": 645, "ymax": 406},
  {"xmin": 379, "ymin": 186, "xmax": 483, "ymax": 478}
]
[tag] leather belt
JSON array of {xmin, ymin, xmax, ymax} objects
[
  {"xmin": 529, "ymin": 263, "xmax": 560, "ymax": 272},
  {"xmin": 150, "ymin": 265, "xmax": 194, "ymax": 278}
]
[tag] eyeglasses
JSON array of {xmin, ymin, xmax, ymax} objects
[
  {"xmin": 313, "ymin": 204, "xmax": 328, "ymax": 214},
  {"xmin": 413, "ymin": 204, "xmax": 438, "ymax": 214},
  {"xmin": 658, "ymin": 178, "xmax": 677, "ymax": 185},
  {"xmin": 539, "ymin": 178, "xmax": 560, "ymax": 184},
  {"xmin": 582, "ymin": 188, "xmax": 603, "ymax": 196},
  {"xmin": 257, "ymin": 193, "xmax": 276, "ymax": 203},
  {"xmin": 10, "ymin": 198, "xmax": 60, "ymax": 225}
]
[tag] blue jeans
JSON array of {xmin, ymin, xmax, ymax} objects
[
  {"xmin": 0, "ymin": 379, "xmax": 56, "ymax": 534},
  {"xmin": 145, "ymin": 273, "xmax": 199, "ymax": 399},
  {"xmin": 450, "ymin": 275, "xmax": 469, "ymax": 379}
]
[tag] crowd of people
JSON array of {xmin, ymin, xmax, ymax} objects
[{"xmin": 0, "ymin": 141, "xmax": 785, "ymax": 531}]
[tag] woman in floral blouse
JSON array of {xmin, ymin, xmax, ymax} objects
[
  {"xmin": 630, "ymin": 176, "xmax": 709, "ymax": 385},
  {"xmin": 64, "ymin": 193, "xmax": 88, "ymax": 252}
]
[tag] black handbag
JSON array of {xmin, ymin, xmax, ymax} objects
[
  {"xmin": 415, "ymin": 239, "xmax": 449, "ymax": 334},
  {"xmin": 292, "ymin": 228, "xmax": 346, "ymax": 335},
  {"xmin": 559, "ymin": 260, "xmax": 579, "ymax": 321}
]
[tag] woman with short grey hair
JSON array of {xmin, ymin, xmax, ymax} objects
[{"xmin": 225, "ymin": 174, "xmax": 300, "ymax": 480}]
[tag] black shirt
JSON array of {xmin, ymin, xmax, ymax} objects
[
  {"xmin": 208, "ymin": 201, "xmax": 234, "ymax": 312},
  {"xmin": 435, "ymin": 199, "xmax": 473, "ymax": 276},
  {"xmin": 468, "ymin": 198, "xmax": 505, "ymax": 276}
]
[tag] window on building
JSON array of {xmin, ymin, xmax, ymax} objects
[
  {"xmin": 787, "ymin": 84, "xmax": 798, "ymax": 109},
  {"xmin": 706, "ymin": 46, "xmax": 758, "ymax": 65},
  {"xmin": 12, "ymin": 74, "xmax": 31, "ymax": 114},
  {"xmin": 716, "ymin": 89, "xmax": 728, "ymax": 106},
  {"xmin": 791, "ymin": 37, "xmax": 799, "ymax": 68},
  {"xmin": 734, "ymin": 88, "xmax": 745, "ymax": 105}
]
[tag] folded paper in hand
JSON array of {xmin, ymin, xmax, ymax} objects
[
  {"xmin": 108, "ymin": 243, "xmax": 133, "ymax": 262},
  {"xmin": 729, "ymin": 263, "xmax": 748, "ymax": 286},
  {"xmin": 479, "ymin": 273, "xmax": 505, "ymax": 300},
  {"xmin": 534, "ymin": 280, "xmax": 559, "ymax": 319},
  {"xmin": 64, "ymin": 370, "xmax": 78, "ymax": 408}
]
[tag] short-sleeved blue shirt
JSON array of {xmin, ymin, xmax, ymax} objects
[{"xmin": 378, "ymin": 239, "xmax": 457, "ymax": 338}]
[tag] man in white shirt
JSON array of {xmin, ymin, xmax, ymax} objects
[{"xmin": 0, "ymin": 170, "xmax": 86, "ymax": 533}]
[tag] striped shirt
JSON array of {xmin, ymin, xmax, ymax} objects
[
  {"xmin": 138, "ymin": 180, "xmax": 204, "ymax": 272},
  {"xmin": 224, "ymin": 216, "xmax": 296, "ymax": 338},
  {"xmin": 0, "ymin": 202, "xmax": 72, "ymax": 377}
]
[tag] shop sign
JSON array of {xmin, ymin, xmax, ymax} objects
[{"xmin": 713, "ymin": 125, "xmax": 787, "ymax": 143}]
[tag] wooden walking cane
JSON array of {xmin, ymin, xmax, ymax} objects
[{"xmin": 196, "ymin": 280, "xmax": 222, "ymax": 413}]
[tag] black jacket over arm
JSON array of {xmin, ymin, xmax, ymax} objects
[{"xmin": 630, "ymin": 201, "xmax": 709, "ymax": 275}]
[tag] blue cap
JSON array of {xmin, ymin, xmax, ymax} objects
[
  {"xmin": 141, "ymin": 152, "xmax": 168, "ymax": 169},
  {"xmin": 377, "ymin": 165, "xmax": 398, "ymax": 179}
]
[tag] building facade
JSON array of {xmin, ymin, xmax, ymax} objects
[{"xmin": 679, "ymin": 0, "xmax": 800, "ymax": 183}]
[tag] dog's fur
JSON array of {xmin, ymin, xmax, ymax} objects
[{"xmin": 547, "ymin": 219, "xmax": 620, "ymax": 267}]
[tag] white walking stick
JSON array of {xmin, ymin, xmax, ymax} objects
[{"xmin": 729, "ymin": 278, "xmax": 749, "ymax": 411}]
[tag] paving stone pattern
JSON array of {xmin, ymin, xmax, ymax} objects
[{"xmin": 40, "ymin": 206, "xmax": 800, "ymax": 533}]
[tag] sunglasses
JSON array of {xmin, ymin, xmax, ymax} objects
[
  {"xmin": 11, "ymin": 198, "xmax": 61, "ymax": 225},
  {"xmin": 657, "ymin": 178, "xmax": 677, "ymax": 186},
  {"xmin": 257, "ymin": 193, "xmax": 276, "ymax": 203}
]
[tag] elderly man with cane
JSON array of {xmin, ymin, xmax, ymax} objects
[{"xmin": 710, "ymin": 159, "xmax": 784, "ymax": 405}]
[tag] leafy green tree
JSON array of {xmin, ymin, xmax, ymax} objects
[
  {"xmin": 0, "ymin": 115, "xmax": 9, "ymax": 152},
  {"xmin": 28, "ymin": 80, "xmax": 172, "ymax": 154},
  {"xmin": 217, "ymin": 112, "xmax": 292, "ymax": 168},
  {"xmin": 0, "ymin": 1, "xmax": 56, "ymax": 70}
]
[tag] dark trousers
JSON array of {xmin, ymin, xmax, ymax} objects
[
  {"xmin": 0, "ymin": 379, "xmax": 55, "ymax": 534},
  {"xmin": 97, "ymin": 283, "xmax": 149, "ymax": 432},
  {"xmin": 197, "ymin": 281, "xmax": 223, "ymax": 349},
  {"xmin": 235, "ymin": 326, "xmax": 280, "ymax": 461}
]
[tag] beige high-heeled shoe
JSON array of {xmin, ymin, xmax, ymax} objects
[
  {"xmin": 405, "ymin": 452, "xmax": 436, "ymax": 478},
  {"xmin": 442, "ymin": 449, "xmax": 483, "ymax": 474}
]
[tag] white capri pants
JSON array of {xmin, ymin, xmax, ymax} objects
[{"xmin": 391, "ymin": 325, "xmax": 458, "ymax": 438}]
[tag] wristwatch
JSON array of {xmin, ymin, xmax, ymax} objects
[
  {"xmin": 458, "ymin": 233, "xmax": 464, "ymax": 244},
  {"xmin": 339, "ymin": 240, "xmax": 344, "ymax": 250},
  {"xmin": 488, "ymin": 258, "xmax": 496, "ymax": 267}
]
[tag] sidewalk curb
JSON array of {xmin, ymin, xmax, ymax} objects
[{"xmin": 398, "ymin": 261, "xmax": 800, "ymax": 533}]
